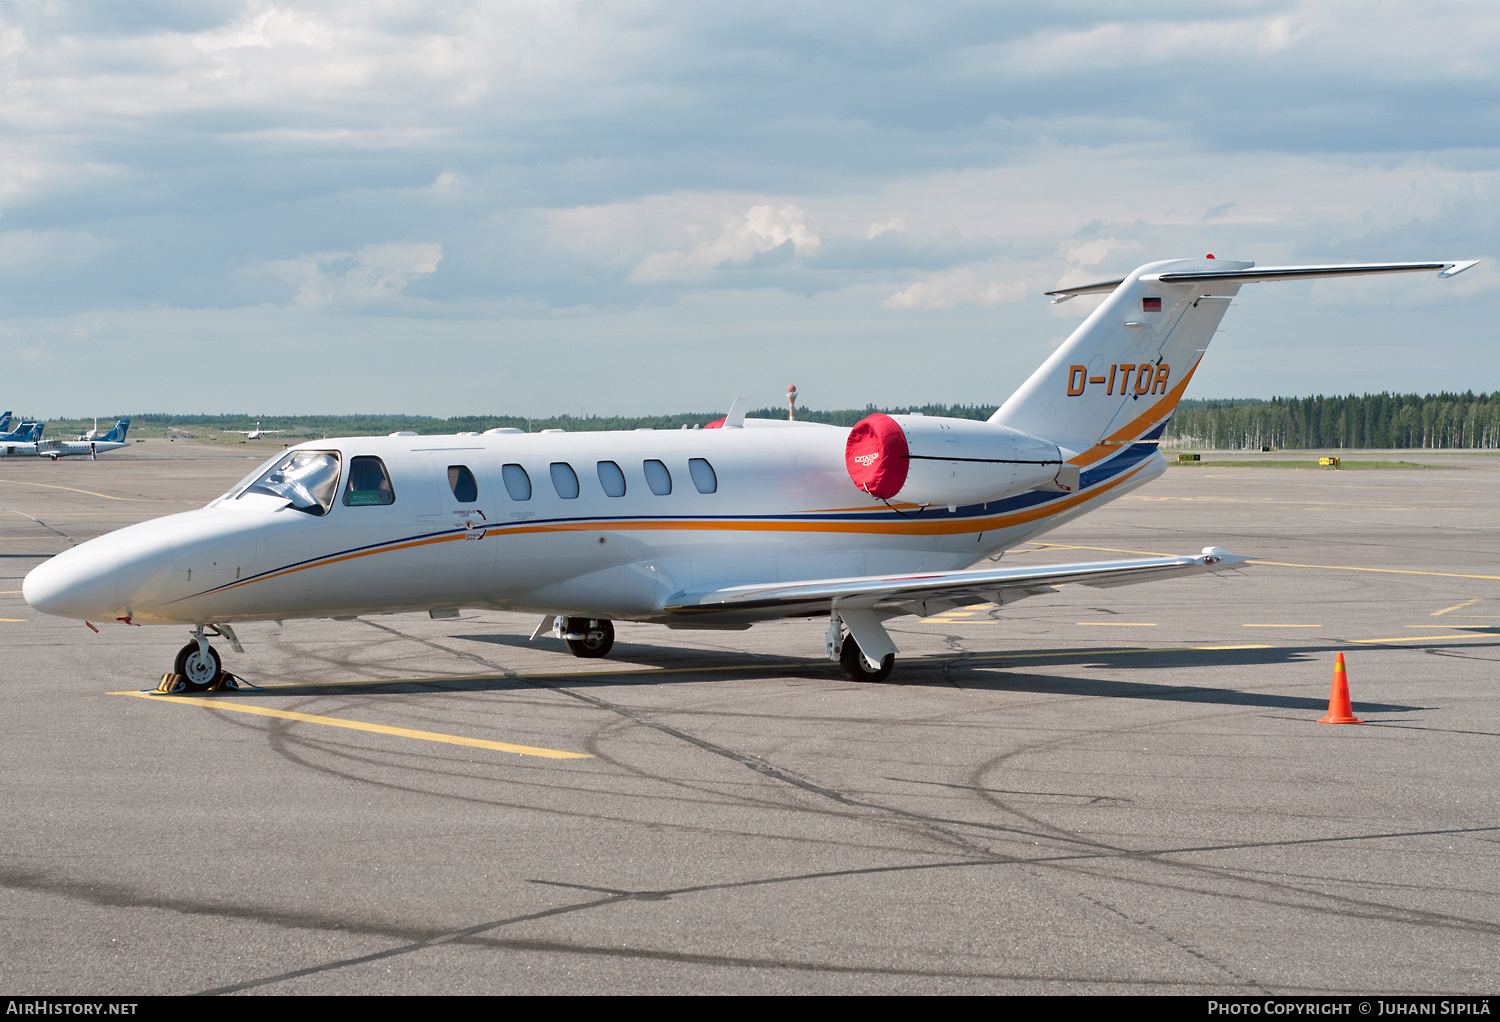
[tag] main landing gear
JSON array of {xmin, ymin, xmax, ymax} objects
[
  {"xmin": 828, "ymin": 606, "xmax": 898, "ymax": 683},
  {"xmin": 156, "ymin": 624, "xmax": 248, "ymax": 693},
  {"xmin": 839, "ymin": 637, "xmax": 894, "ymax": 683},
  {"xmin": 561, "ymin": 617, "xmax": 614, "ymax": 658}
]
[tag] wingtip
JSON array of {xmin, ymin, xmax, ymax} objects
[{"xmin": 1438, "ymin": 259, "xmax": 1480, "ymax": 278}]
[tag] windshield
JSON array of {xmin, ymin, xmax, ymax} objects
[{"xmin": 239, "ymin": 450, "xmax": 342, "ymax": 515}]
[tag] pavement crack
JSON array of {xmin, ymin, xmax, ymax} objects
[{"xmin": 0, "ymin": 504, "xmax": 77, "ymax": 545}]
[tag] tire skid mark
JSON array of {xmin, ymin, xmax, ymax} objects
[{"xmin": 220, "ymin": 707, "xmax": 921, "ymax": 859}]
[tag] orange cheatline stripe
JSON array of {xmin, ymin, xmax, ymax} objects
[
  {"xmin": 210, "ymin": 531, "xmax": 464, "ymax": 593},
  {"xmin": 195, "ymin": 461, "xmax": 1155, "ymax": 599},
  {"xmin": 1068, "ymin": 356, "xmax": 1203, "ymax": 469}
]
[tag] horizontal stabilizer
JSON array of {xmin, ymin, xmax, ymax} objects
[
  {"xmin": 1152, "ymin": 260, "xmax": 1478, "ymax": 285},
  {"xmin": 1046, "ymin": 260, "xmax": 1477, "ymax": 302},
  {"xmin": 665, "ymin": 548, "xmax": 1249, "ymax": 615},
  {"xmin": 1045, "ymin": 278, "xmax": 1125, "ymax": 303}
]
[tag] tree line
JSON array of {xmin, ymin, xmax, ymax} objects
[
  {"xmin": 26, "ymin": 394, "xmax": 1500, "ymax": 449},
  {"xmin": 1163, "ymin": 393, "xmax": 1500, "ymax": 450}
]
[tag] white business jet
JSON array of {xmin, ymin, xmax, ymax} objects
[{"xmin": 23, "ymin": 257, "xmax": 1477, "ymax": 688}]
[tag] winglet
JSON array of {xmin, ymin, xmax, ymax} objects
[{"xmin": 1438, "ymin": 260, "xmax": 1480, "ymax": 278}]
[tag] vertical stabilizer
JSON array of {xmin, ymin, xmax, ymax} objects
[{"xmin": 991, "ymin": 258, "xmax": 1246, "ymax": 462}]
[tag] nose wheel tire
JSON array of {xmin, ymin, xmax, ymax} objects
[
  {"xmin": 563, "ymin": 618, "xmax": 614, "ymax": 659},
  {"xmin": 173, "ymin": 642, "xmax": 222, "ymax": 691},
  {"xmin": 839, "ymin": 638, "xmax": 895, "ymax": 683}
]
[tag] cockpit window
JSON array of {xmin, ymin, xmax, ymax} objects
[
  {"xmin": 343, "ymin": 456, "xmax": 396, "ymax": 506},
  {"xmin": 240, "ymin": 450, "xmax": 342, "ymax": 516}
]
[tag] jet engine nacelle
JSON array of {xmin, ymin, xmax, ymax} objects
[{"xmin": 845, "ymin": 413, "xmax": 1074, "ymax": 506}]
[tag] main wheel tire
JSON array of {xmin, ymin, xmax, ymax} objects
[
  {"xmin": 563, "ymin": 618, "xmax": 614, "ymax": 659},
  {"xmin": 173, "ymin": 642, "xmax": 222, "ymax": 691},
  {"xmin": 839, "ymin": 637, "xmax": 895, "ymax": 683}
]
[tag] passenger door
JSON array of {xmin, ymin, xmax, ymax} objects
[{"xmin": 428, "ymin": 455, "xmax": 499, "ymax": 602}]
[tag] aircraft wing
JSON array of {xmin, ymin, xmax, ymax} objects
[{"xmin": 664, "ymin": 548, "xmax": 1249, "ymax": 616}]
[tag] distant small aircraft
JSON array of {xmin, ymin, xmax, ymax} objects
[
  {"xmin": 22, "ymin": 256, "xmax": 1479, "ymax": 688},
  {"xmin": 230, "ymin": 422, "xmax": 283, "ymax": 440},
  {"xmin": 75, "ymin": 418, "xmax": 105, "ymax": 441},
  {"xmin": 2, "ymin": 420, "xmax": 132, "ymax": 460}
]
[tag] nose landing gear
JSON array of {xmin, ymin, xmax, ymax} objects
[
  {"xmin": 172, "ymin": 641, "xmax": 221, "ymax": 689},
  {"xmin": 154, "ymin": 624, "xmax": 251, "ymax": 693}
]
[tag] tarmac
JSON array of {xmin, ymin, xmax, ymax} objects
[{"xmin": 1, "ymin": 441, "xmax": 1497, "ymax": 994}]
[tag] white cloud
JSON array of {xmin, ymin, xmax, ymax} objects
[
  {"xmin": 882, "ymin": 266, "xmax": 1030, "ymax": 311},
  {"xmin": 249, "ymin": 242, "xmax": 443, "ymax": 309},
  {"xmin": 631, "ymin": 204, "xmax": 820, "ymax": 282}
]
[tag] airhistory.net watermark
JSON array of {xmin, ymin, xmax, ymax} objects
[{"xmin": 5, "ymin": 1003, "xmax": 137, "ymax": 1016}]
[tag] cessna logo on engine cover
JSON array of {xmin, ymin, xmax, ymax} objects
[
  {"xmin": 1067, "ymin": 362, "xmax": 1170, "ymax": 397},
  {"xmin": 853, "ymin": 452, "xmax": 881, "ymax": 467}
]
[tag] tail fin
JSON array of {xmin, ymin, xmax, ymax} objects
[
  {"xmin": 101, "ymin": 419, "xmax": 130, "ymax": 442},
  {"xmin": 27, "ymin": 422, "xmax": 45, "ymax": 441},
  {"xmin": 991, "ymin": 258, "xmax": 1245, "ymax": 463},
  {"xmin": 0, "ymin": 412, "xmax": 11, "ymax": 433},
  {"xmin": 991, "ymin": 257, "xmax": 1477, "ymax": 465}
]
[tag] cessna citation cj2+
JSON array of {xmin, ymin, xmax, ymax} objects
[{"xmin": 23, "ymin": 257, "xmax": 1478, "ymax": 687}]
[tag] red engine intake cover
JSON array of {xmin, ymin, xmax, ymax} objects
[{"xmin": 845, "ymin": 413, "xmax": 909, "ymax": 499}]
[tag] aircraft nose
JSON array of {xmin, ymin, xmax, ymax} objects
[{"xmin": 23, "ymin": 549, "xmax": 120, "ymax": 620}]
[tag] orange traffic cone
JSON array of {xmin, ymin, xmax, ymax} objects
[{"xmin": 1317, "ymin": 652, "xmax": 1363, "ymax": 724}]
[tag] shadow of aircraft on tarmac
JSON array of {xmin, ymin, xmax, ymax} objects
[{"xmin": 173, "ymin": 635, "xmax": 1496, "ymax": 716}]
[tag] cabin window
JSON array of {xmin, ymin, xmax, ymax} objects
[
  {"xmin": 643, "ymin": 459, "xmax": 672, "ymax": 495},
  {"xmin": 688, "ymin": 458, "xmax": 717, "ymax": 494},
  {"xmin": 501, "ymin": 463, "xmax": 531, "ymax": 501},
  {"xmin": 550, "ymin": 462, "xmax": 580, "ymax": 499},
  {"xmin": 240, "ymin": 450, "xmax": 342, "ymax": 515},
  {"xmin": 597, "ymin": 460, "xmax": 626, "ymax": 497},
  {"xmin": 343, "ymin": 456, "xmax": 396, "ymax": 506},
  {"xmin": 448, "ymin": 465, "xmax": 478, "ymax": 503}
]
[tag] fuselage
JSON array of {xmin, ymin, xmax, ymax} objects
[
  {"xmin": 21, "ymin": 420, "xmax": 1165, "ymax": 627},
  {"xmin": 2, "ymin": 439, "xmax": 131, "ymax": 459}
]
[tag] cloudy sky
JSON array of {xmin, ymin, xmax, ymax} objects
[{"xmin": 2, "ymin": 1, "xmax": 1497, "ymax": 417}]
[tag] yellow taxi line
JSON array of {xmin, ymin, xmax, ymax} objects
[
  {"xmin": 107, "ymin": 691, "xmax": 591, "ymax": 760},
  {"xmin": 1243, "ymin": 624, "xmax": 1322, "ymax": 628},
  {"xmin": 1432, "ymin": 598, "xmax": 1483, "ymax": 616},
  {"xmin": 1076, "ymin": 621, "xmax": 1157, "ymax": 626},
  {"xmin": 1348, "ymin": 635, "xmax": 1493, "ymax": 644},
  {"xmin": 1250, "ymin": 560, "xmax": 1500, "ymax": 581},
  {"xmin": 1026, "ymin": 542, "xmax": 1500, "ymax": 581},
  {"xmin": 0, "ymin": 478, "xmax": 184, "ymax": 503}
]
